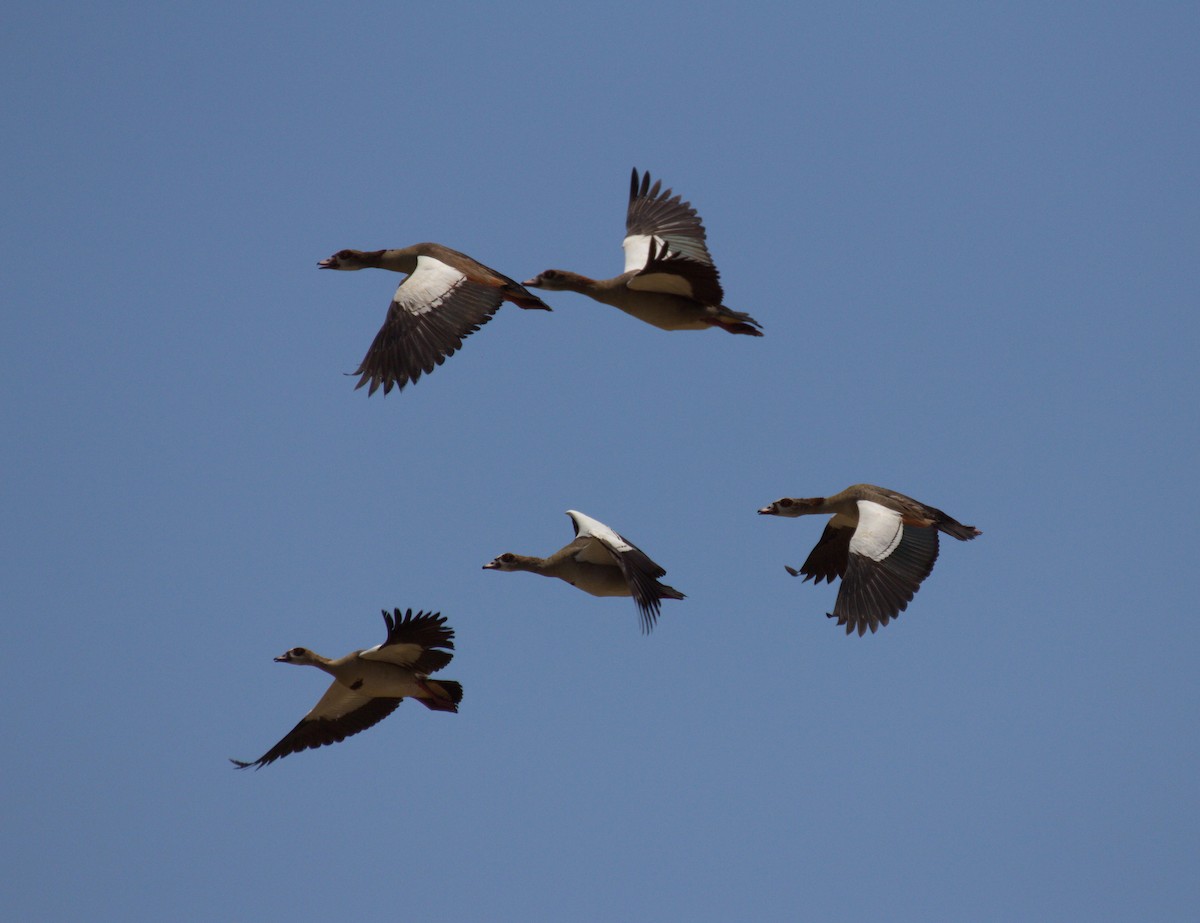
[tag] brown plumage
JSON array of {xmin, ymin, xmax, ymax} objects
[
  {"xmin": 318, "ymin": 242, "xmax": 551, "ymax": 395},
  {"xmin": 759, "ymin": 485, "xmax": 980, "ymax": 635}
]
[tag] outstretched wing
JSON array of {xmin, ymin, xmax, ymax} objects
[
  {"xmin": 830, "ymin": 501, "xmax": 940, "ymax": 636},
  {"xmin": 359, "ymin": 608, "xmax": 456, "ymax": 674},
  {"xmin": 355, "ymin": 255, "xmax": 505, "ymax": 395},
  {"xmin": 232, "ymin": 681, "xmax": 403, "ymax": 770},
  {"xmin": 622, "ymin": 169, "xmax": 724, "ymax": 304}
]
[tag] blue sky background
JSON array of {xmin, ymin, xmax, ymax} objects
[{"xmin": 3, "ymin": 2, "xmax": 1197, "ymax": 920}]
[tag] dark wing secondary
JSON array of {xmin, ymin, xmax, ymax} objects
[
  {"xmin": 634, "ymin": 237, "xmax": 725, "ymax": 307},
  {"xmin": 610, "ymin": 536, "xmax": 683, "ymax": 635},
  {"xmin": 626, "ymin": 168, "xmax": 715, "ymax": 267},
  {"xmin": 379, "ymin": 608, "xmax": 456, "ymax": 675},
  {"xmin": 787, "ymin": 522, "xmax": 853, "ymax": 584},
  {"xmin": 231, "ymin": 696, "xmax": 403, "ymax": 770},
  {"xmin": 354, "ymin": 277, "xmax": 504, "ymax": 396},
  {"xmin": 830, "ymin": 526, "xmax": 940, "ymax": 636}
]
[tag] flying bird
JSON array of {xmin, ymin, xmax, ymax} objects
[
  {"xmin": 318, "ymin": 243, "xmax": 551, "ymax": 395},
  {"xmin": 523, "ymin": 169, "xmax": 762, "ymax": 336},
  {"xmin": 758, "ymin": 484, "xmax": 980, "ymax": 635},
  {"xmin": 232, "ymin": 608, "xmax": 462, "ymax": 769},
  {"xmin": 483, "ymin": 509, "xmax": 685, "ymax": 634}
]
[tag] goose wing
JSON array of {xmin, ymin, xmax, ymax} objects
[
  {"xmin": 355, "ymin": 255, "xmax": 505, "ymax": 395},
  {"xmin": 830, "ymin": 500, "xmax": 940, "ymax": 636},
  {"xmin": 359, "ymin": 608, "xmax": 456, "ymax": 674},
  {"xmin": 621, "ymin": 169, "xmax": 724, "ymax": 304},
  {"xmin": 232, "ymin": 681, "xmax": 402, "ymax": 769},
  {"xmin": 566, "ymin": 510, "xmax": 673, "ymax": 632},
  {"xmin": 787, "ymin": 520, "xmax": 853, "ymax": 584}
]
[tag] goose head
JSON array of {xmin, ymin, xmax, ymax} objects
[
  {"xmin": 482, "ymin": 552, "xmax": 523, "ymax": 572},
  {"xmin": 318, "ymin": 249, "xmax": 371, "ymax": 271},
  {"xmin": 274, "ymin": 647, "xmax": 321, "ymax": 665},
  {"xmin": 523, "ymin": 269, "xmax": 576, "ymax": 291},
  {"xmin": 758, "ymin": 497, "xmax": 824, "ymax": 517}
]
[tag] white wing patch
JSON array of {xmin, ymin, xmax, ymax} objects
[
  {"xmin": 393, "ymin": 255, "xmax": 468, "ymax": 316},
  {"xmin": 849, "ymin": 500, "xmax": 904, "ymax": 562},
  {"xmin": 622, "ymin": 234, "xmax": 658, "ymax": 273},
  {"xmin": 622, "ymin": 234, "xmax": 706, "ymax": 298},
  {"xmin": 623, "ymin": 233, "xmax": 695, "ymax": 273},
  {"xmin": 566, "ymin": 509, "xmax": 633, "ymax": 565},
  {"xmin": 566, "ymin": 510, "xmax": 633, "ymax": 550}
]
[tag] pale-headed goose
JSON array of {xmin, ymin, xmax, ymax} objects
[
  {"xmin": 758, "ymin": 485, "xmax": 981, "ymax": 636},
  {"xmin": 524, "ymin": 169, "xmax": 763, "ymax": 336},
  {"xmin": 319, "ymin": 243, "xmax": 551, "ymax": 395},
  {"xmin": 232, "ymin": 608, "xmax": 461, "ymax": 769},
  {"xmin": 483, "ymin": 509, "xmax": 685, "ymax": 634}
]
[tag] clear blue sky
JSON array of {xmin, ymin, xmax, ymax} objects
[{"xmin": 3, "ymin": 3, "xmax": 1197, "ymax": 920}]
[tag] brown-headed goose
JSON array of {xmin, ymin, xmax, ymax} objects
[
  {"xmin": 232, "ymin": 608, "xmax": 461, "ymax": 769},
  {"xmin": 483, "ymin": 509, "xmax": 685, "ymax": 634},
  {"xmin": 318, "ymin": 243, "xmax": 551, "ymax": 395},
  {"xmin": 758, "ymin": 485, "xmax": 981, "ymax": 636},
  {"xmin": 524, "ymin": 169, "xmax": 763, "ymax": 336}
]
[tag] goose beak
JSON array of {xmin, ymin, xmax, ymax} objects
[
  {"xmin": 482, "ymin": 560, "xmax": 500, "ymax": 570},
  {"xmin": 317, "ymin": 257, "xmax": 337, "ymax": 269},
  {"xmin": 757, "ymin": 505, "xmax": 776, "ymax": 515}
]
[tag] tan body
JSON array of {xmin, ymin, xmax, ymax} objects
[
  {"xmin": 331, "ymin": 244, "xmax": 549, "ymax": 309},
  {"xmin": 487, "ymin": 547, "xmax": 637, "ymax": 598},
  {"xmin": 527, "ymin": 270, "xmax": 727, "ymax": 331},
  {"xmin": 291, "ymin": 649, "xmax": 458, "ymax": 703},
  {"xmin": 762, "ymin": 484, "xmax": 978, "ymax": 538}
]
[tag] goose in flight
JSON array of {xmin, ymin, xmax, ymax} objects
[
  {"xmin": 483, "ymin": 509, "xmax": 685, "ymax": 634},
  {"xmin": 759, "ymin": 485, "xmax": 980, "ymax": 635},
  {"xmin": 319, "ymin": 242, "xmax": 551, "ymax": 395},
  {"xmin": 232, "ymin": 608, "xmax": 462, "ymax": 769}
]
